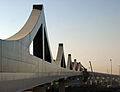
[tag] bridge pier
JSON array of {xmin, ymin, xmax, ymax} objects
[
  {"xmin": 59, "ymin": 79, "xmax": 65, "ymax": 92},
  {"xmin": 33, "ymin": 85, "xmax": 46, "ymax": 92}
]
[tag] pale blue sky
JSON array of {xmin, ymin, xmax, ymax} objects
[{"xmin": 0, "ymin": 0, "xmax": 120, "ymax": 74}]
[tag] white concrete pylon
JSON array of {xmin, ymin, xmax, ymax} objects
[
  {"xmin": 73, "ymin": 59, "xmax": 77, "ymax": 71},
  {"xmin": 55, "ymin": 43, "xmax": 66, "ymax": 68},
  {"xmin": 77, "ymin": 62, "xmax": 80, "ymax": 71},
  {"xmin": 67, "ymin": 54, "xmax": 72, "ymax": 70},
  {"xmin": 77, "ymin": 62, "xmax": 82, "ymax": 71}
]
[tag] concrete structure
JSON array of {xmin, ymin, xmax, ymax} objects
[
  {"xmin": 0, "ymin": 5, "xmax": 83, "ymax": 92},
  {"xmin": 72, "ymin": 59, "xmax": 77, "ymax": 71},
  {"xmin": 87, "ymin": 72, "xmax": 120, "ymax": 87},
  {"xmin": 55, "ymin": 43, "xmax": 66, "ymax": 68},
  {"xmin": 67, "ymin": 54, "xmax": 73, "ymax": 70},
  {"xmin": 0, "ymin": 4, "xmax": 120, "ymax": 92}
]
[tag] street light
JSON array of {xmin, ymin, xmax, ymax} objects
[
  {"xmin": 110, "ymin": 59, "xmax": 112, "ymax": 86},
  {"xmin": 119, "ymin": 65, "xmax": 120, "ymax": 75}
]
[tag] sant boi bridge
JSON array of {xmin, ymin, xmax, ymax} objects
[{"xmin": 0, "ymin": 5, "xmax": 120, "ymax": 92}]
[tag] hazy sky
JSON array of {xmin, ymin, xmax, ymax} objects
[{"xmin": 0, "ymin": 0, "xmax": 120, "ymax": 74}]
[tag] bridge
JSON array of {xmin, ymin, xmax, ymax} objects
[
  {"xmin": 87, "ymin": 72, "xmax": 120, "ymax": 87},
  {"xmin": 0, "ymin": 4, "xmax": 120, "ymax": 92}
]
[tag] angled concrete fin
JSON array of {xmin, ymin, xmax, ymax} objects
[
  {"xmin": 55, "ymin": 43, "xmax": 66, "ymax": 68},
  {"xmin": 0, "ymin": 4, "xmax": 53, "ymax": 73},
  {"xmin": 77, "ymin": 62, "xmax": 80, "ymax": 71},
  {"xmin": 6, "ymin": 5, "xmax": 53, "ymax": 63},
  {"xmin": 78, "ymin": 62, "xmax": 82, "ymax": 71},
  {"xmin": 73, "ymin": 59, "xmax": 77, "ymax": 71},
  {"xmin": 67, "ymin": 54, "xmax": 73, "ymax": 70}
]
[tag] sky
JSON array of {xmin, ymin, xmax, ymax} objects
[{"xmin": 0, "ymin": 0, "xmax": 120, "ymax": 75}]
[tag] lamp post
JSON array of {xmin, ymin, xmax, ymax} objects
[
  {"xmin": 119, "ymin": 65, "xmax": 120, "ymax": 75},
  {"xmin": 110, "ymin": 59, "xmax": 112, "ymax": 86}
]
